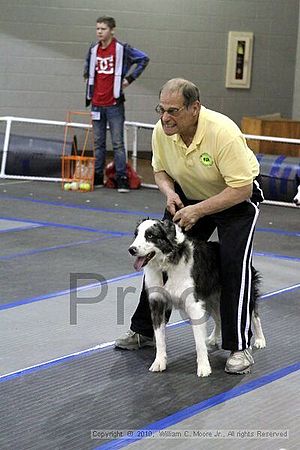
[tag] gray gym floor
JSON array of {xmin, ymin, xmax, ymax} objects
[{"xmin": 0, "ymin": 179, "xmax": 299, "ymax": 450}]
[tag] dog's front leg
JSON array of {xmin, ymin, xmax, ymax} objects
[
  {"xmin": 186, "ymin": 300, "xmax": 211, "ymax": 377},
  {"xmin": 149, "ymin": 298, "xmax": 167, "ymax": 372},
  {"xmin": 145, "ymin": 269, "xmax": 168, "ymax": 372}
]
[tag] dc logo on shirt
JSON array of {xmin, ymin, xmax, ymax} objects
[
  {"xmin": 200, "ymin": 153, "xmax": 214, "ymax": 166},
  {"xmin": 96, "ymin": 56, "xmax": 114, "ymax": 74}
]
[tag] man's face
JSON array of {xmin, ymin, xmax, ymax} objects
[
  {"xmin": 158, "ymin": 90, "xmax": 200, "ymax": 137},
  {"xmin": 96, "ymin": 22, "xmax": 114, "ymax": 43}
]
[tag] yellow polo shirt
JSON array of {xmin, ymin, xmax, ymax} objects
[{"xmin": 152, "ymin": 106, "xmax": 259, "ymax": 200}]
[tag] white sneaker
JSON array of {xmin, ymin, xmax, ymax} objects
[
  {"xmin": 115, "ymin": 330, "xmax": 154, "ymax": 350},
  {"xmin": 225, "ymin": 349, "xmax": 254, "ymax": 374}
]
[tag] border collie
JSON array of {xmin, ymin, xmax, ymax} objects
[
  {"xmin": 293, "ymin": 180, "xmax": 300, "ymax": 206},
  {"xmin": 129, "ymin": 219, "xmax": 266, "ymax": 377}
]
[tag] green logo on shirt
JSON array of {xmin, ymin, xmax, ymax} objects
[{"xmin": 200, "ymin": 153, "xmax": 213, "ymax": 166}]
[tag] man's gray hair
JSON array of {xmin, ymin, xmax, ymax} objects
[{"xmin": 160, "ymin": 78, "xmax": 200, "ymax": 106}]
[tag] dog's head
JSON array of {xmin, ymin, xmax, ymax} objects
[
  {"xmin": 293, "ymin": 185, "xmax": 300, "ymax": 206},
  {"xmin": 293, "ymin": 176, "xmax": 300, "ymax": 205},
  {"xmin": 128, "ymin": 219, "xmax": 185, "ymax": 271}
]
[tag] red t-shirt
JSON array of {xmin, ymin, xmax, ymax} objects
[{"xmin": 92, "ymin": 39, "xmax": 116, "ymax": 106}]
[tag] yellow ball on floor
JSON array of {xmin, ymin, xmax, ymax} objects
[
  {"xmin": 64, "ymin": 183, "xmax": 71, "ymax": 191},
  {"xmin": 71, "ymin": 182, "xmax": 78, "ymax": 191},
  {"xmin": 80, "ymin": 182, "xmax": 91, "ymax": 191}
]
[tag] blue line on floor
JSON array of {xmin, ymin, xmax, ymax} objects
[
  {"xmin": 256, "ymin": 227, "xmax": 300, "ymax": 237},
  {"xmin": 0, "ymin": 216, "xmax": 132, "ymax": 236},
  {"xmin": 94, "ymin": 362, "xmax": 300, "ymax": 450},
  {"xmin": 0, "ymin": 195, "xmax": 298, "ymax": 236},
  {"xmin": 0, "ymin": 194, "xmax": 162, "ymax": 218},
  {"xmin": 0, "ymin": 235, "xmax": 122, "ymax": 261},
  {"xmin": 0, "ymin": 271, "xmax": 142, "ymax": 311},
  {"xmin": 1, "ymin": 250, "xmax": 299, "ymax": 310},
  {"xmin": 254, "ymin": 251, "xmax": 300, "ymax": 262},
  {"xmin": 1, "ymin": 213, "xmax": 299, "ymax": 238},
  {"xmin": 0, "ymin": 283, "xmax": 298, "ymax": 382},
  {"xmin": 1, "ymin": 216, "xmax": 298, "ymax": 263}
]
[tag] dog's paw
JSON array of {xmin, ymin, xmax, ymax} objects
[
  {"xmin": 253, "ymin": 337, "xmax": 266, "ymax": 349},
  {"xmin": 149, "ymin": 357, "xmax": 167, "ymax": 373},
  {"xmin": 197, "ymin": 363, "xmax": 212, "ymax": 377}
]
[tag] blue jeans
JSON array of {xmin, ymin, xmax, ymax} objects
[{"xmin": 92, "ymin": 103, "xmax": 127, "ymax": 178}]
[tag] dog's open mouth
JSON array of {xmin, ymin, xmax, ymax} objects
[{"xmin": 134, "ymin": 252, "xmax": 155, "ymax": 271}]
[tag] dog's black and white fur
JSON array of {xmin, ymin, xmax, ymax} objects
[
  {"xmin": 129, "ymin": 219, "xmax": 266, "ymax": 377},
  {"xmin": 293, "ymin": 177, "xmax": 300, "ymax": 206}
]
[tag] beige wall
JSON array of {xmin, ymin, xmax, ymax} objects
[{"xmin": 0, "ymin": 0, "xmax": 299, "ymax": 127}]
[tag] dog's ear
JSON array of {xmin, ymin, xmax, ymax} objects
[
  {"xmin": 162, "ymin": 219, "xmax": 186, "ymax": 244},
  {"xmin": 136, "ymin": 217, "xmax": 149, "ymax": 227},
  {"xmin": 161, "ymin": 219, "xmax": 177, "ymax": 240},
  {"xmin": 162, "ymin": 219, "xmax": 175, "ymax": 230},
  {"xmin": 164, "ymin": 218, "xmax": 183, "ymax": 234},
  {"xmin": 134, "ymin": 218, "xmax": 148, "ymax": 236}
]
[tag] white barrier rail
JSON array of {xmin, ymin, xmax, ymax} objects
[
  {"xmin": 0, "ymin": 116, "xmax": 299, "ymax": 207},
  {"xmin": 0, "ymin": 116, "xmax": 91, "ymax": 182}
]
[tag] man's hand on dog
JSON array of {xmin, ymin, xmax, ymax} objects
[
  {"xmin": 173, "ymin": 204, "xmax": 204, "ymax": 231},
  {"xmin": 166, "ymin": 192, "xmax": 204, "ymax": 231},
  {"xmin": 166, "ymin": 193, "xmax": 184, "ymax": 216}
]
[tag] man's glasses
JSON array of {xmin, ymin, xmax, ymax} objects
[{"xmin": 155, "ymin": 105, "xmax": 186, "ymax": 116}]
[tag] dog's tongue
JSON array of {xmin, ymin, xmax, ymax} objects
[{"xmin": 134, "ymin": 256, "xmax": 147, "ymax": 271}]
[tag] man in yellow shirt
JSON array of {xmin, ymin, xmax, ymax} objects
[{"xmin": 116, "ymin": 78, "xmax": 264, "ymax": 374}]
